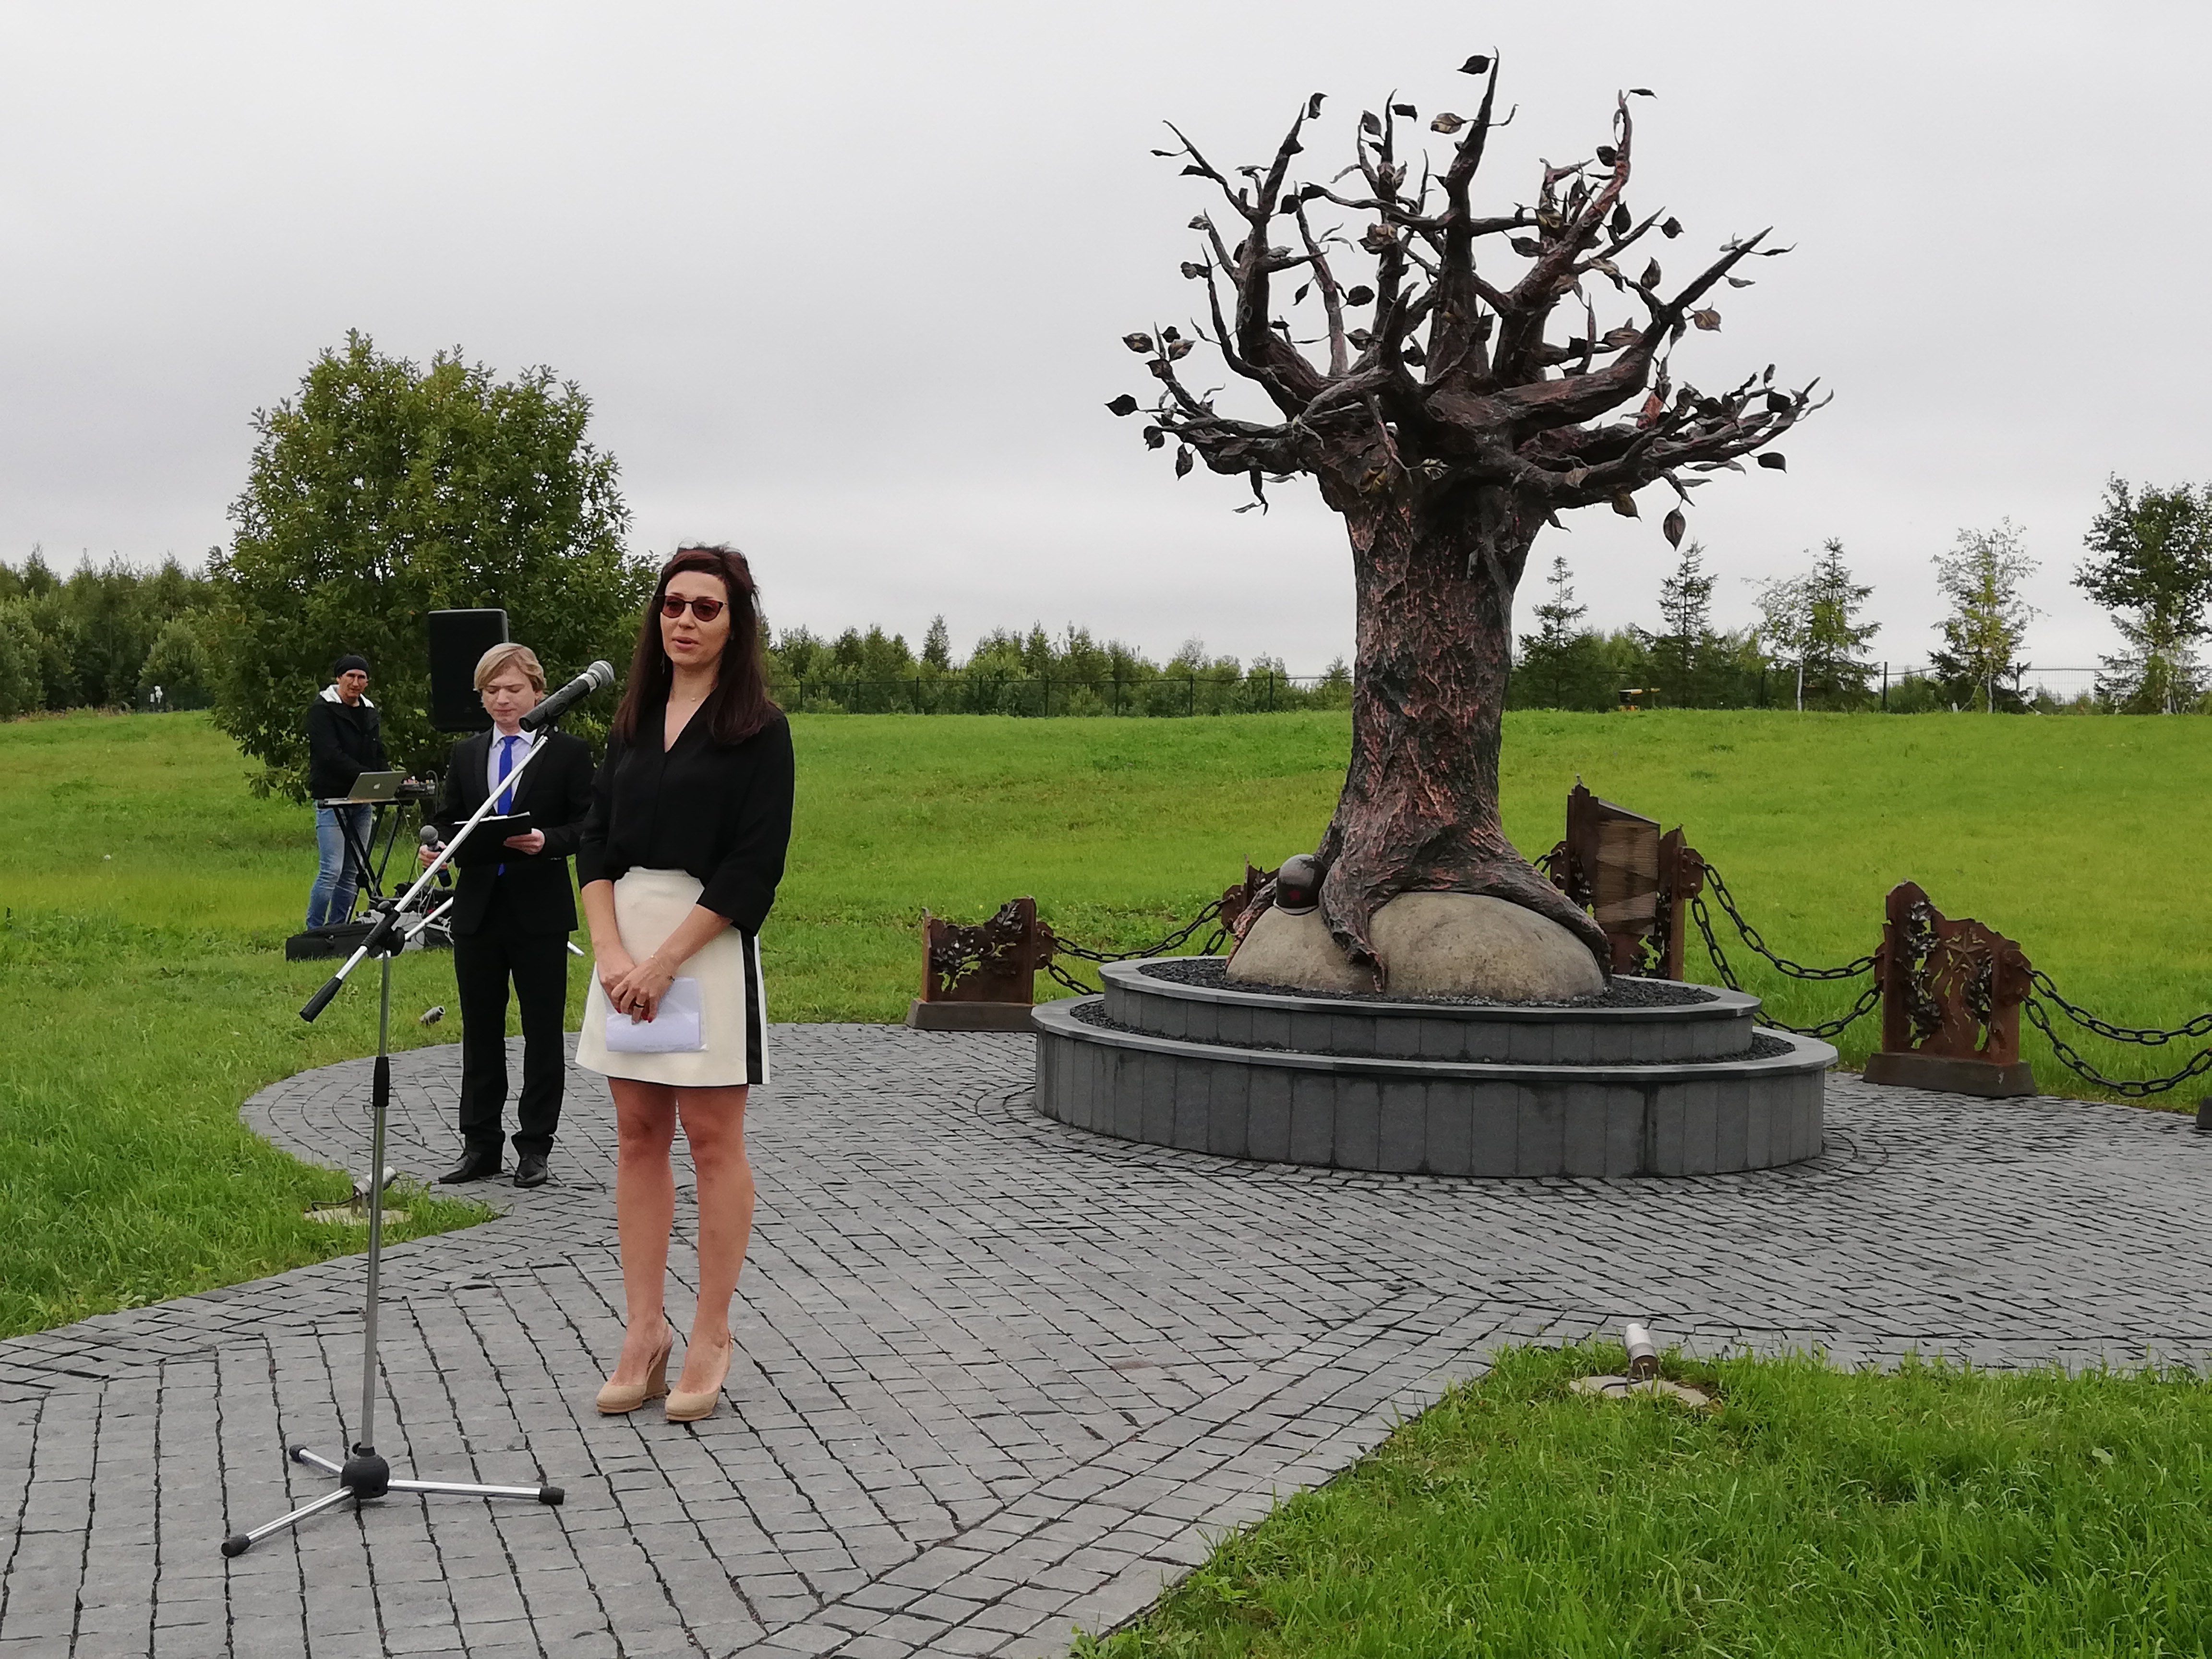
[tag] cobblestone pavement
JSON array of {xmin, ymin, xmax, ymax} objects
[{"xmin": 4, "ymin": 1026, "xmax": 2212, "ymax": 1659}]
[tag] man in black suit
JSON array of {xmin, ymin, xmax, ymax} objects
[{"xmin": 425, "ymin": 643, "xmax": 595, "ymax": 1189}]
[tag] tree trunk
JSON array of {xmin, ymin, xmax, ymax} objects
[{"xmin": 1313, "ymin": 486, "xmax": 1610, "ymax": 982}]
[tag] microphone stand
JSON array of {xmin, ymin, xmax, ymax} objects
[{"xmin": 223, "ymin": 728, "xmax": 573, "ymax": 1556}]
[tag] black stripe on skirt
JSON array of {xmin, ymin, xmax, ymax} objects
[{"xmin": 740, "ymin": 933, "xmax": 769, "ymax": 1087}]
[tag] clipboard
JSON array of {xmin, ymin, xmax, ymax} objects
[{"xmin": 448, "ymin": 813, "xmax": 536, "ymax": 866}]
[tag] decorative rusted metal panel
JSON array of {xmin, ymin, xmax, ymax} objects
[
  {"xmin": 1873, "ymin": 881, "xmax": 2031, "ymax": 1065},
  {"xmin": 921, "ymin": 897, "xmax": 1058, "ymax": 1006}
]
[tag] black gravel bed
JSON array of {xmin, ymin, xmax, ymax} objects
[
  {"xmin": 1135, "ymin": 955, "xmax": 1717, "ymax": 1008},
  {"xmin": 1068, "ymin": 998, "xmax": 1792, "ymax": 1063}
]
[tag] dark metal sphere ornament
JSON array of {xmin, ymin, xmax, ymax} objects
[{"xmin": 1274, "ymin": 854, "xmax": 1321, "ymax": 914}]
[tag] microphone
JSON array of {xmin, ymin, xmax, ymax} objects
[
  {"xmin": 521, "ymin": 660, "xmax": 614, "ymax": 731},
  {"xmin": 418, "ymin": 823, "xmax": 451, "ymax": 886}
]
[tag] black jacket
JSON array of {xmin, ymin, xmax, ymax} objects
[
  {"xmin": 305, "ymin": 686, "xmax": 388, "ymax": 801},
  {"xmin": 433, "ymin": 729, "xmax": 595, "ymax": 937},
  {"xmin": 577, "ymin": 711, "xmax": 793, "ymax": 933}
]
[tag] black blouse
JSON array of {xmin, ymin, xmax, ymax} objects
[{"xmin": 576, "ymin": 707, "xmax": 794, "ymax": 934}]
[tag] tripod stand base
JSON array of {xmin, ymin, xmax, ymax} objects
[{"xmin": 221, "ymin": 1443, "xmax": 563, "ymax": 1556}]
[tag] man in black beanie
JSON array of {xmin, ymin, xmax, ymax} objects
[{"xmin": 304, "ymin": 654, "xmax": 387, "ymax": 927}]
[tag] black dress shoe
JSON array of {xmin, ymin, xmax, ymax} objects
[
  {"xmin": 441, "ymin": 1145, "xmax": 504, "ymax": 1184},
  {"xmin": 513, "ymin": 1154, "xmax": 550, "ymax": 1189}
]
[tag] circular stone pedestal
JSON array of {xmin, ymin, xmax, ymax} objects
[{"xmin": 1032, "ymin": 959, "xmax": 1833, "ymax": 1178}]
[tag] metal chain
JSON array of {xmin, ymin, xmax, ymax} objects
[
  {"xmin": 1700, "ymin": 865, "xmax": 1878, "ymax": 981},
  {"xmin": 2022, "ymin": 997, "xmax": 2212, "ymax": 1098},
  {"xmin": 2027, "ymin": 969, "xmax": 2212, "ymax": 1046},
  {"xmin": 1050, "ymin": 899, "xmax": 1232, "ymax": 968},
  {"xmin": 1688, "ymin": 890, "xmax": 1880, "ymax": 1039}
]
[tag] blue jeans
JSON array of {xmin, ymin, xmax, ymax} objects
[{"xmin": 307, "ymin": 805, "xmax": 372, "ymax": 928}]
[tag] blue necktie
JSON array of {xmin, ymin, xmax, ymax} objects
[{"xmin": 495, "ymin": 734, "xmax": 517, "ymax": 874}]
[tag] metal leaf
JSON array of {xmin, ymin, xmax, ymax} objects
[
  {"xmin": 1639, "ymin": 259, "xmax": 1661, "ymax": 287},
  {"xmin": 1123, "ymin": 332, "xmax": 1155, "ymax": 353},
  {"xmin": 1162, "ymin": 326, "xmax": 1181, "ymax": 341},
  {"xmin": 1106, "ymin": 396, "xmax": 1140, "ymax": 417},
  {"xmin": 1187, "ymin": 215, "xmax": 1210, "ymax": 231},
  {"xmin": 1345, "ymin": 284, "xmax": 1375, "ymax": 306},
  {"xmin": 1661, "ymin": 216, "xmax": 1682, "ymax": 239},
  {"xmin": 1431, "ymin": 112, "xmax": 1466, "ymax": 133},
  {"xmin": 1611, "ymin": 493, "xmax": 1639, "ymax": 518},
  {"xmin": 1402, "ymin": 342, "xmax": 1427, "ymax": 365},
  {"xmin": 1601, "ymin": 326, "xmax": 1642, "ymax": 349},
  {"xmin": 1166, "ymin": 338, "xmax": 1194, "ymax": 359},
  {"xmin": 1294, "ymin": 283, "xmax": 1311, "ymax": 304},
  {"xmin": 1628, "ymin": 87, "xmax": 1655, "ymax": 97},
  {"xmin": 1511, "ymin": 237, "xmax": 1541, "ymax": 257},
  {"xmin": 1764, "ymin": 391, "xmax": 1791, "ymax": 415},
  {"xmin": 1663, "ymin": 507, "xmax": 1686, "ymax": 548},
  {"xmin": 1690, "ymin": 308, "xmax": 1720, "ymax": 331},
  {"xmin": 1307, "ymin": 92, "xmax": 1325, "ymax": 120},
  {"xmin": 1757, "ymin": 452, "xmax": 1787, "ymax": 471},
  {"xmin": 1176, "ymin": 446, "xmax": 1194, "ymax": 478},
  {"xmin": 1360, "ymin": 111, "xmax": 1382, "ymax": 135},
  {"xmin": 1179, "ymin": 165, "xmax": 1209, "ymax": 177},
  {"xmin": 1179, "ymin": 261, "xmax": 1209, "ymax": 280},
  {"xmin": 1595, "ymin": 145, "xmax": 1619, "ymax": 167},
  {"xmin": 1390, "ymin": 102, "xmax": 1417, "ymax": 117},
  {"xmin": 1727, "ymin": 276, "xmax": 1755, "ymax": 288},
  {"xmin": 1609, "ymin": 202, "xmax": 1630, "ymax": 238},
  {"xmin": 1460, "ymin": 54, "xmax": 1491, "ymax": 74},
  {"xmin": 1361, "ymin": 223, "xmax": 1396, "ymax": 252},
  {"xmin": 1142, "ymin": 426, "xmax": 1166, "ymax": 450}
]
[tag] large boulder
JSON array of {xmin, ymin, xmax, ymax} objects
[
  {"xmin": 1228, "ymin": 891, "xmax": 1604, "ymax": 1002},
  {"xmin": 1369, "ymin": 892, "xmax": 1604, "ymax": 1000},
  {"xmin": 1225, "ymin": 904, "xmax": 1371, "ymax": 992}
]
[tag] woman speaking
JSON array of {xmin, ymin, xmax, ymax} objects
[{"xmin": 575, "ymin": 545, "xmax": 793, "ymax": 1423}]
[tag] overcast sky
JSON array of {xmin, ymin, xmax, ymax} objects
[{"xmin": 2, "ymin": 2, "xmax": 2201, "ymax": 681}]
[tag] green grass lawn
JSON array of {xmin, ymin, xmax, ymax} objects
[
  {"xmin": 1081, "ymin": 1342, "xmax": 2212, "ymax": 1659},
  {"xmin": 2, "ymin": 707, "xmax": 2209, "ymax": 1338}
]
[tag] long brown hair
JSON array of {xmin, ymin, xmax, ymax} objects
[{"xmin": 610, "ymin": 545, "xmax": 779, "ymax": 746}]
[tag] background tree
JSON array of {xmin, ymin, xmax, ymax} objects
[
  {"xmin": 0, "ymin": 604, "xmax": 42, "ymax": 719},
  {"xmin": 1116, "ymin": 58, "xmax": 1816, "ymax": 967},
  {"xmin": 1930, "ymin": 520, "xmax": 2038, "ymax": 713},
  {"xmin": 1800, "ymin": 539, "xmax": 1878, "ymax": 709},
  {"xmin": 211, "ymin": 333, "xmax": 650, "ymax": 796},
  {"xmin": 1750, "ymin": 572, "xmax": 1813, "ymax": 710},
  {"xmin": 2073, "ymin": 477, "xmax": 2212, "ymax": 714},
  {"xmin": 1513, "ymin": 554, "xmax": 1603, "ymax": 709},
  {"xmin": 1641, "ymin": 539, "xmax": 1716, "ymax": 707},
  {"xmin": 922, "ymin": 614, "xmax": 953, "ymax": 671}
]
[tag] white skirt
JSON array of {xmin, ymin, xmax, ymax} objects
[{"xmin": 575, "ymin": 868, "xmax": 769, "ymax": 1087}]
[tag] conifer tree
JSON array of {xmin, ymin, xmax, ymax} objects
[
  {"xmin": 1515, "ymin": 555, "xmax": 1591, "ymax": 709},
  {"xmin": 1643, "ymin": 540, "xmax": 1715, "ymax": 707}
]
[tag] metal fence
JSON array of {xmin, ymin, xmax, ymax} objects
[{"xmin": 769, "ymin": 672, "xmax": 1348, "ymax": 717}]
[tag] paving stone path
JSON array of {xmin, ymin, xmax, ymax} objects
[{"xmin": 4, "ymin": 1026, "xmax": 2212, "ymax": 1659}]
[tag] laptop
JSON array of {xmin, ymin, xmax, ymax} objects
[{"xmin": 344, "ymin": 771, "xmax": 402, "ymax": 803}]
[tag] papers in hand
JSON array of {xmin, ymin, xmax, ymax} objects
[{"xmin": 603, "ymin": 977, "xmax": 705, "ymax": 1053}]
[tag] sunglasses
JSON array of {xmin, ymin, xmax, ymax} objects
[{"xmin": 660, "ymin": 595, "xmax": 726, "ymax": 621}]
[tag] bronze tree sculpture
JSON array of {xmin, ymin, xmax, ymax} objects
[{"xmin": 1114, "ymin": 58, "xmax": 1819, "ymax": 977}]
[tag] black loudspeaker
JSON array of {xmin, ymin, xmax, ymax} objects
[{"xmin": 427, "ymin": 609, "xmax": 509, "ymax": 732}]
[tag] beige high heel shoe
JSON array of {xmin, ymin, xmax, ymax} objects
[
  {"xmin": 665, "ymin": 1334, "xmax": 733, "ymax": 1423},
  {"xmin": 595, "ymin": 1331, "xmax": 673, "ymax": 1414}
]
